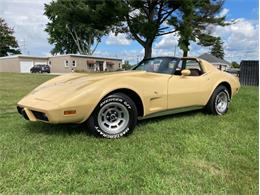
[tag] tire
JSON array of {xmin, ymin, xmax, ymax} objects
[
  {"xmin": 86, "ymin": 93, "xmax": 138, "ymax": 138},
  {"xmin": 206, "ymin": 85, "xmax": 230, "ymax": 115}
]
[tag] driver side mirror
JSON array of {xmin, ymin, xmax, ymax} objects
[{"xmin": 181, "ymin": 69, "xmax": 191, "ymax": 76}]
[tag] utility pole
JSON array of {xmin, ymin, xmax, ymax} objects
[
  {"xmin": 20, "ymin": 39, "xmax": 25, "ymax": 54},
  {"xmin": 20, "ymin": 39, "xmax": 30, "ymax": 55},
  {"xmin": 174, "ymin": 44, "xmax": 177, "ymax": 56}
]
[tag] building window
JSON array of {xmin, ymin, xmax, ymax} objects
[
  {"xmin": 48, "ymin": 61, "xmax": 51, "ymax": 66},
  {"xmin": 88, "ymin": 64, "xmax": 94, "ymax": 69},
  {"xmin": 72, "ymin": 60, "xmax": 76, "ymax": 67},
  {"xmin": 64, "ymin": 60, "xmax": 69, "ymax": 67}
]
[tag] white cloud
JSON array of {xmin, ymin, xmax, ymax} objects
[
  {"xmin": 211, "ymin": 18, "xmax": 259, "ymax": 61},
  {"xmin": 129, "ymin": 9, "xmax": 140, "ymax": 18},
  {"xmin": 0, "ymin": 0, "xmax": 52, "ymax": 55},
  {"xmin": 105, "ymin": 33, "xmax": 132, "ymax": 45},
  {"xmin": 153, "ymin": 33, "xmax": 207, "ymax": 57},
  {"xmin": 1, "ymin": 1, "xmax": 257, "ymax": 64},
  {"xmin": 153, "ymin": 17, "xmax": 259, "ymax": 62},
  {"xmin": 218, "ymin": 8, "xmax": 229, "ymax": 18},
  {"xmin": 155, "ymin": 33, "xmax": 179, "ymax": 49},
  {"xmin": 95, "ymin": 49, "xmax": 143, "ymax": 64}
]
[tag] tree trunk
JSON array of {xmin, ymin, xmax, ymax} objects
[
  {"xmin": 183, "ymin": 50, "xmax": 188, "ymax": 57},
  {"xmin": 144, "ymin": 40, "xmax": 153, "ymax": 59}
]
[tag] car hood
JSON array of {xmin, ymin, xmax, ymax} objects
[{"xmin": 26, "ymin": 71, "xmax": 150, "ymax": 103}]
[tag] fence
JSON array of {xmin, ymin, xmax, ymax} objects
[{"xmin": 239, "ymin": 60, "xmax": 259, "ymax": 86}]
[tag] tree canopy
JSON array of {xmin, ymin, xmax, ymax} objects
[
  {"xmin": 0, "ymin": 18, "xmax": 21, "ymax": 57},
  {"xmin": 44, "ymin": 0, "xmax": 227, "ymax": 59},
  {"xmin": 117, "ymin": 0, "xmax": 182, "ymax": 59},
  {"xmin": 45, "ymin": 0, "xmax": 182, "ymax": 58},
  {"xmin": 168, "ymin": 0, "xmax": 227, "ymax": 57},
  {"xmin": 44, "ymin": 0, "xmax": 110, "ymax": 55},
  {"xmin": 211, "ymin": 37, "xmax": 225, "ymax": 59},
  {"xmin": 231, "ymin": 61, "xmax": 240, "ymax": 68}
]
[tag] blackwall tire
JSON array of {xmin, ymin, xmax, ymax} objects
[
  {"xmin": 86, "ymin": 93, "xmax": 138, "ymax": 138},
  {"xmin": 206, "ymin": 85, "xmax": 230, "ymax": 115}
]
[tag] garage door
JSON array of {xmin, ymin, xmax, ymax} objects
[
  {"xmin": 20, "ymin": 61, "xmax": 33, "ymax": 73},
  {"xmin": 35, "ymin": 61, "xmax": 47, "ymax": 65}
]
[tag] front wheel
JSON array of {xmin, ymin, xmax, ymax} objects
[
  {"xmin": 206, "ymin": 85, "xmax": 230, "ymax": 115},
  {"xmin": 86, "ymin": 93, "xmax": 138, "ymax": 138}
]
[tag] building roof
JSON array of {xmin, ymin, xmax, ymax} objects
[
  {"xmin": 0, "ymin": 54, "xmax": 122, "ymax": 61},
  {"xmin": 0, "ymin": 55, "xmax": 48, "ymax": 60},
  {"xmin": 50, "ymin": 54, "xmax": 122, "ymax": 61},
  {"xmin": 198, "ymin": 53, "xmax": 231, "ymax": 66},
  {"xmin": 240, "ymin": 60, "xmax": 259, "ymax": 66}
]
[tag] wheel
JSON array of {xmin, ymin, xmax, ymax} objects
[
  {"xmin": 86, "ymin": 93, "xmax": 138, "ymax": 138},
  {"xmin": 206, "ymin": 85, "xmax": 230, "ymax": 115}
]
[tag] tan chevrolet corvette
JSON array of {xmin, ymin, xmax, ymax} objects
[{"xmin": 17, "ymin": 57, "xmax": 240, "ymax": 138}]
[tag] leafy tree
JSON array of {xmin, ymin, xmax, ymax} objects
[
  {"xmin": 118, "ymin": 0, "xmax": 182, "ymax": 59},
  {"xmin": 44, "ymin": 0, "xmax": 107, "ymax": 55},
  {"xmin": 44, "ymin": 0, "xmax": 228, "ymax": 59},
  {"xmin": 231, "ymin": 61, "xmax": 240, "ymax": 68},
  {"xmin": 45, "ymin": 0, "xmax": 182, "ymax": 59},
  {"xmin": 0, "ymin": 18, "xmax": 21, "ymax": 57},
  {"xmin": 122, "ymin": 60, "xmax": 133, "ymax": 70},
  {"xmin": 211, "ymin": 37, "xmax": 225, "ymax": 59},
  {"xmin": 168, "ymin": 0, "xmax": 227, "ymax": 57}
]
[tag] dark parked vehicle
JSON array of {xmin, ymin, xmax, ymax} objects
[{"xmin": 30, "ymin": 64, "xmax": 50, "ymax": 73}]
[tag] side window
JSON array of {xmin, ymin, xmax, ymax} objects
[
  {"xmin": 185, "ymin": 60, "xmax": 201, "ymax": 70},
  {"xmin": 64, "ymin": 60, "xmax": 69, "ymax": 67},
  {"xmin": 135, "ymin": 59, "xmax": 163, "ymax": 72},
  {"xmin": 156, "ymin": 59, "xmax": 177, "ymax": 74},
  {"xmin": 175, "ymin": 59, "xmax": 203, "ymax": 76},
  {"xmin": 173, "ymin": 60, "xmax": 182, "ymax": 75},
  {"xmin": 72, "ymin": 60, "xmax": 76, "ymax": 67},
  {"xmin": 168, "ymin": 60, "xmax": 175, "ymax": 70}
]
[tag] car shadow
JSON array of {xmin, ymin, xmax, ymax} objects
[
  {"xmin": 25, "ymin": 109, "xmax": 203, "ymax": 136},
  {"xmin": 25, "ymin": 122, "xmax": 91, "ymax": 136}
]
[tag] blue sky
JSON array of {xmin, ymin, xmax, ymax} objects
[{"xmin": 1, "ymin": 0, "xmax": 259, "ymax": 64}]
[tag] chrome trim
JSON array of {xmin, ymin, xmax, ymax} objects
[{"xmin": 138, "ymin": 106, "xmax": 204, "ymax": 120}]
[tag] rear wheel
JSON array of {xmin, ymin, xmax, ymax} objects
[
  {"xmin": 86, "ymin": 93, "xmax": 138, "ymax": 138},
  {"xmin": 206, "ymin": 85, "xmax": 230, "ymax": 115}
]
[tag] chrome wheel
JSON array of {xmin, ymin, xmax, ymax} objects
[
  {"xmin": 97, "ymin": 102, "xmax": 129, "ymax": 134},
  {"xmin": 215, "ymin": 91, "xmax": 228, "ymax": 114}
]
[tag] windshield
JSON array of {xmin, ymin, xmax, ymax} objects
[{"xmin": 132, "ymin": 57, "xmax": 178, "ymax": 74}]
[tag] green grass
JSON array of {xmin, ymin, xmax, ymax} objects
[{"xmin": 0, "ymin": 72, "xmax": 258, "ymax": 194}]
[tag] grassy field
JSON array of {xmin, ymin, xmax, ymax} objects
[{"xmin": 0, "ymin": 72, "xmax": 258, "ymax": 194}]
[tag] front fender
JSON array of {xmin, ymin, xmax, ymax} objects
[{"xmin": 73, "ymin": 78, "xmax": 145, "ymax": 123}]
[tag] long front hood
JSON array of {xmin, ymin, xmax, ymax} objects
[{"xmin": 22, "ymin": 71, "xmax": 149, "ymax": 104}]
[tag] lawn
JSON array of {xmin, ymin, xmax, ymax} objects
[{"xmin": 0, "ymin": 72, "xmax": 258, "ymax": 194}]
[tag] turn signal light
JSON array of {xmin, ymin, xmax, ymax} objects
[{"xmin": 64, "ymin": 110, "xmax": 76, "ymax": 115}]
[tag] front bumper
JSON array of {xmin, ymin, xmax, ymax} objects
[
  {"xmin": 17, "ymin": 106, "xmax": 48, "ymax": 122},
  {"xmin": 17, "ymin": 97, "xmax": 91, "ymax": 124}
]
